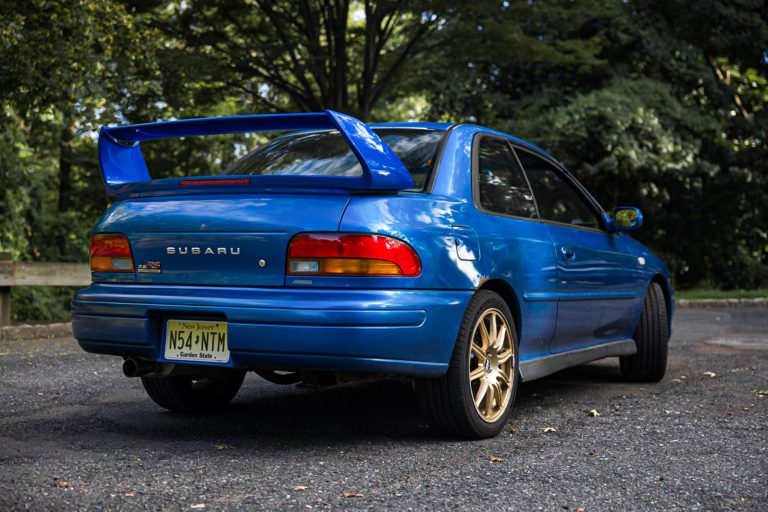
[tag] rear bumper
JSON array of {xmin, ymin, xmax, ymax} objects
[{"xmin": 71, "ymin": 284, "xmax": 472, "ymax": 377}]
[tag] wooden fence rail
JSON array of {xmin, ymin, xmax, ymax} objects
[{"xmin": 0, "ymin": 254, "xmax": 90, "ymax": 326}]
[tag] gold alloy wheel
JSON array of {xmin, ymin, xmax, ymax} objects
[{"xmin": 468, "ymin": 308, "xmax": 515, "ymax": 422}]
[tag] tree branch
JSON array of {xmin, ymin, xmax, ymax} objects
[{"xmin": 369, "ymin": 21, "xmax": 432, "ymax": 108}]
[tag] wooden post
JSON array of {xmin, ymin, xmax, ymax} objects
[
  {"xmin": 0, "ymin": 286, "xmax": 9, "ymax": 326},
  {"xmin": 0, "ymin": 252, "xmax": 10, "ymax": 325}
]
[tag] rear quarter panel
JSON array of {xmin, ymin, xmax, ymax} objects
[
  {"xmin": 339, "ymin": 125, "xmax": 560, "ymax": 361},
  {"xmin": 334, "ymin": 194, "xmax": 480, "ymax": 290}
]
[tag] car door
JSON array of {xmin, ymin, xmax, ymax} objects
[
  {"xmin": 469, "ymin": 136, "xmax": 558, "ymax": 361},
  {"xmin": 514, "ymin": 148, "xmax": 644, "ymax": 354}
]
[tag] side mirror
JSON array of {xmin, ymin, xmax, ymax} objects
[{"xmin": 611, "ymin": 206, "xmax": 643, "ymax": 232}]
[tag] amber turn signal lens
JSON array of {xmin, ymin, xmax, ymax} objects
[{"xmin": 294, "ymin": 258, "xmax": 403, "ymax": 276}]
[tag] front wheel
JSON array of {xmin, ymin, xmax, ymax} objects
[
  {"xmin": 141, "ymin": 369, "xmax": 246, "ymax": 413},
  {"xmin": 417, "ymin": 290, "xmax": 519, "ymax": 438},
  {"xmin": 620, "ymin": 282, "xmax": 669, "ymax": 382}
]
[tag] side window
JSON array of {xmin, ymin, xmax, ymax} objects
[
  {"xmin": 476, "ymin": 138, "xmax": 537, "ymax": 218},
  {"xmin": 516, "ymin": 150, "xmax": 600, "ymax": 229}
]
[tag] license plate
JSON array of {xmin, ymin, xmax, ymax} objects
[{"xmin": 164, "ymin": 319, "xmax": 230, "ymax": 363}]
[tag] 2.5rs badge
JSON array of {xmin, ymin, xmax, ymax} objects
[{"xmin": 137, "ymin": 261, "xmax": 162, "ymax": 273}]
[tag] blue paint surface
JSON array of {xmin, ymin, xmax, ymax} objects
[{"xmin": 74, "ymin": 111, "xmax": 673, "ymax": 378}]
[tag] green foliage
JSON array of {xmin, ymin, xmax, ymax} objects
[
  {"xmin": 676, "ymin": 288, "xmax": 768, "ymax": 300},
  {"xmin": 158, "ymin": 0, "xmax": 444, "ymax": 119},
  {"xmin": 1, "ymin": 0, "xmax": 767, "ymax": 322},
  {"xmin": 10, "ymin": 287, "xmax": 79, "ymax": 323},
  {"xmin": 426, "ymin": 0, "xmax": 768, "ymax": 290}
]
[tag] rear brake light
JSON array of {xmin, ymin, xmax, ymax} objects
[
  {"xmin": 179, "ymin": 179, "xmax": 251, "ymax": 186},
  {"xmin": 90, "ymin": 234, "xmax": 135, "ymax": 272},
  {"xmin": 287, "ymin": 234, "xmax": 421, "ymax": 277}
]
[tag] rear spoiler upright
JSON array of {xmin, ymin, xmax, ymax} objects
[{"xmin": 98, "ymin": 110, "xmax": 414, "ymax": 197}]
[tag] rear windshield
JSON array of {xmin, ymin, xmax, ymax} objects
[{"xmin": 224, "ymin": 128, "xmax": 444, "ymax": 190}]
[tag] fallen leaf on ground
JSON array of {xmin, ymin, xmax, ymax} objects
[
  {"xmin": 679, "ymin": 375, "xmax": 687, "ymax": 380},
  {"xmin": 703, "ymin": 371, "xmax": 716, "ymax": 378},
  {"xmin": 214, "ymin": 444, "xmax": 234, "ymax": 450},
  {"xmin": 671, "ymin": 378, "xmax": 682, "ymax": 383},
  {"xmin": 56, "ymin": 480, "xmax": 69, "ymax": 488},
  {"xmin": 584, "ymin": 408, "xmax": 600, "ymax": 417},
  {"xmin": 190, "ymin": 505, "xmax": 206, "ymax": 510},
  {"xmin": 541, "ymin": 427, "xmax": 557, "ymax": 433},
  {"xmin": 340, "ymin": 492, "xmax": 363, "ymax": 498},
  {"xmin": 577, "ymin": 507, "xmax": 586, "ymax": 512},
  {"xmin": 124, "ymin": 492, "xmax": 135, "ymax": 497},
  {"xmin": 488, "ymin": 455, "xmax": 506, "ymax": 462},
  {"xmin": 293, "ymin": 485, "xmax": 309, "ymax": 491}
]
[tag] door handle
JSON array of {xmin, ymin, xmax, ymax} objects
[{"xmin": 560, "ymin": 246, "xmax": 576, "ymax": 260}]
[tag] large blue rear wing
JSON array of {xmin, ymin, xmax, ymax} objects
[{"xmin": 98, "ymin": 110, "xmax": 415, "ymax": 197}]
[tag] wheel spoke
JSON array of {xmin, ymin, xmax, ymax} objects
[
  {"xmin": 478, "ymin": 320, "xmax": 490, "ymax": 350},
  {"xmin": 494, "ymin": 323, "xmax": 507, "ymax": 350},
  {"xmin": 497, "ymin": 349, "xmax": 513, "ymax": 365},
  {"xmin": 492, "ymin": 381, "xmax": 503, "ymax": 407},
  {"xmin": 469, "ymin": 366, "xmax": 485, "ymax": 382},
  {"xmin": 470, "ymin": 342, "xmax": 485, "ymax": 361},
  {"xmin": 485, "ymin": 381, "xmax": 497, "ymax": 413},
  {"xmin": 474, "ymin": 380, "xmax": 489, "ymax": 408},
  {"xmin": 489, "ymin": 314, "xmax": 498, "ymax": 347},
  {"xmin": 496, "ymin": 370, "xmax": 510, "ymax": 388}
]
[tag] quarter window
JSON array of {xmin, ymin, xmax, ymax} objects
[
  {"xmin": 516, "ymin": 150, "xmax": 600, "ymax": 229},
  {"xmin": 476, "ymin": 138, "xmax": 537, "ymax": 218}
]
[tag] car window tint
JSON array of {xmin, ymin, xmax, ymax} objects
[
  {"xmin": 476, "ymin": 138, "xmax": 537, "ymax": 218},
  {"xmin": 226, "ymin": 130, "xmax": 363, "ymax": 177},
  {"xmin": 224, "ymin": 129, "xmax": 443, "ymax": 190},
  {"xmin": 516, "ymin": 150, "xmax": 600, "ymax": 229}
]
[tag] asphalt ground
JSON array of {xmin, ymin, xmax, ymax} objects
[{"xmin": 0, "ymin": 307, "xmax": 766, "ymax": 511}]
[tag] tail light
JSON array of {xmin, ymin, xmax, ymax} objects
[
  {"xmin": 287, "ymin": 234, "xmax": 421, "ymax": 277},
  {"xmin": 90, "ymin": 234, "xmax": 135, "ymax": 272}
]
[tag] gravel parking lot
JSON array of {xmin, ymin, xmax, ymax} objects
[{"xmin": 0, "ymin": 307, "xmax": 766, "ymax": 511}]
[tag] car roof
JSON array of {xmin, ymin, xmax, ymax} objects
[
  {"xmin": 469, "ymin": 125, "xmax": 554, "ymax": 161},
  {"xmin": 369, "ymin": 122, "xmax": 554, "ymax": 161},
  {"xmin": 369, "ymin": 122, "xmax": 454, "ymax": 130}
]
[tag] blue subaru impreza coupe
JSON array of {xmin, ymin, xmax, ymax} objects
[{"xmin": 72, "ymin": 110, "xmax": 673, "ymax": 438}]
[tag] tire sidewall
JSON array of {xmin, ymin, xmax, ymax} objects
[{"xmin": 455, "ymin": 291, "xmax": 520, "ymax": 437}]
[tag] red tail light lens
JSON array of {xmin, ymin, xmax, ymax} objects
[
  {"xmin": 90, "ymin": 234, "xmax": 135, "ymax": 272},
  {"xmin": 287, "ymin": 234, "xmax": 421, "ymax": 277}
]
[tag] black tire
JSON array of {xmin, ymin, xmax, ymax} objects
[
  {"xmin": 621, "ymin": 282, "xmax": 669, "ymax": 382},
  {"xmin": 416, "ymin": 290, "xmax": 519, "ymax": 438},
  {"xmin": 141, "ymin": 369, "xmax": 246, "ymax": 413}
]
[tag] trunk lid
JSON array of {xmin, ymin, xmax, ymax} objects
[{"xmin": 96, "ymin": 192, "xmax": 350, "ymax": 286}]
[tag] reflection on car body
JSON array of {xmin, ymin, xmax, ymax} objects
[{"xmin": 74, "ymin": 110, "xmax": 673, "ymax": 438}]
